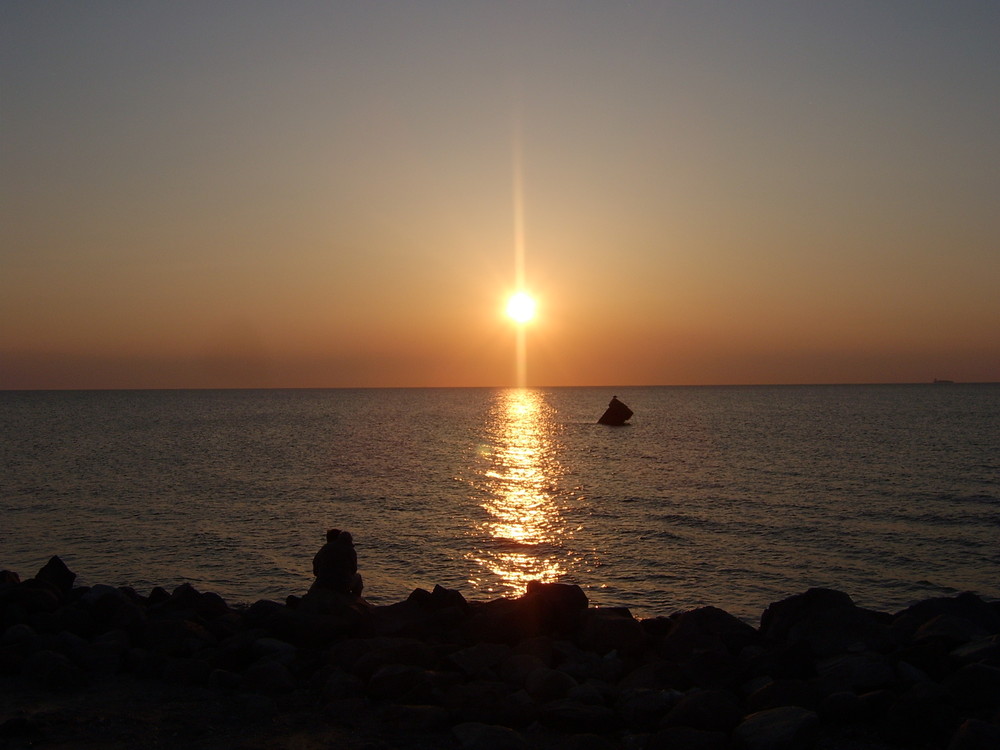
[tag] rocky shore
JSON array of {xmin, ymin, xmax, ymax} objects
[{"xmin": 2, "ymin": 556, "xmax": 999, "ymax": 750}]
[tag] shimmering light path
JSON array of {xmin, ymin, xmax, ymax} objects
[{"xmin": 467, "ymin": 388, "xmax": 568, "ymax": 595}]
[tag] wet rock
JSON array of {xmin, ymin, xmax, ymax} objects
[{"xmin": 733, "ymin": 706, "xmax": 819, "ymax": 750}]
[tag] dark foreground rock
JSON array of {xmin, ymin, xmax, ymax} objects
[{"xmin": 2, "ymin": 558, "xmax": 999, "ymax": 749}]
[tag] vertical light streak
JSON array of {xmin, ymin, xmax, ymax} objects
[
  {"xmin": 516, "ymin": 326, "xmax": 527, "ymax": 388},
  {"xmin": 512, "ymin": 118, "xmax": 526, "ymax": 291},
  {"xmin": 512, "ymin": 115, "xmax": 528, "ymax": 387}
]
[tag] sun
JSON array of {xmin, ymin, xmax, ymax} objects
[{"xmin": 506, "ymin": 291, "xmax": 537, "ymax": 324}]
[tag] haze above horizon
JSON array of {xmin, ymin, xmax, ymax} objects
[{"xmin": 3, "ymin": 2, "xmax": 998, "ymax": 389}]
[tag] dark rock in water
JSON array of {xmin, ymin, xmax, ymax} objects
[{"xmin": 597, "ymin": 395, "xmax": 633, "ymax": 425}]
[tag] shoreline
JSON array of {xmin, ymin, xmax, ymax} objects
[{"xmin": 2, "ymin": 556, "xmax": 999, "ymax": 750}]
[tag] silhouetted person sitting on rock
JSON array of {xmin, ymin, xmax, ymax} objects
[{"xmin": 312, "ymin": 528, "xmax": 363, "ymax": 597}]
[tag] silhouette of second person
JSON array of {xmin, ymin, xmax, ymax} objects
[{"xmin": 312, "ymin": 528, "xmax": 364, "ymax": 597}]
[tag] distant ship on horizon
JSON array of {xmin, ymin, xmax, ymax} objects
[{"xmin": 932, "ymin": 378, "xmax": 955, "ymax": 384}]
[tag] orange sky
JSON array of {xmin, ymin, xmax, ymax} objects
[{"xmin": 2, "ymin": 3, "xmax": 998, "ymax": 388}]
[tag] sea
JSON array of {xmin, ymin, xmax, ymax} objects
[{"xmin": 2, "ymin": 385, "xmax": 998, "ymax": 624}]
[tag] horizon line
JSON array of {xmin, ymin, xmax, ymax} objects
[{"xmin": 2, "ymin": 381, "xmax": 996, "ymax": 393}]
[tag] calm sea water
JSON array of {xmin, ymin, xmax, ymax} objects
[{"xmin": 2, "ymin": 385, "xmax": 998, "ymax": 623}]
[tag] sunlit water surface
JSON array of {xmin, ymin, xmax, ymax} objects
[{"xmin": 2, "ymin": 385, "xmax": 998, "ymax": 622}]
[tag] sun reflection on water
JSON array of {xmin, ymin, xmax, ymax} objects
[{"xmin": 468, "ymin": 388, "xmax": 568, "ymax": 596}]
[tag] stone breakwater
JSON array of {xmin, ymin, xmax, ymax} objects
[{"xmin": 2, "ymin": 557, "xmax": 1000, "ymax": 750}]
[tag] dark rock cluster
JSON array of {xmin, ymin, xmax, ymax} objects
[{"xmin": 2, "ymin": 556, "xmax": 999, "ymax": 749}]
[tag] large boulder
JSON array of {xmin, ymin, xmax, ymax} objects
[
  {"xmin": 464, "ymin": 582, "xmax": 588, "ymax": 643},
  {"xmin": 892, "ymin": 592, "xmax": 1000, "ymax": 642},
  {"xmin": 656, "ymin": 606, "xmax": 759, "ymax": 660},
  {"xmin": 760, "ymin": 588, "xmax": 892, "ymax": 656}
]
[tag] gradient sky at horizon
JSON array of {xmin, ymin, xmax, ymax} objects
[{"xmin": 3, "ymin": 2, "xmax": 998, "ymax": 388}]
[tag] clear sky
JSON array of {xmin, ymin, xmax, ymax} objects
[{"xmin": 3, "ymin": 2, "xmax": 998, "ymax": 388}]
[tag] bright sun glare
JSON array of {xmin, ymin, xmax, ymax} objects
[{"xmin": 506, "ymin": 292, "xmax": 537, "ymax": 324}]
